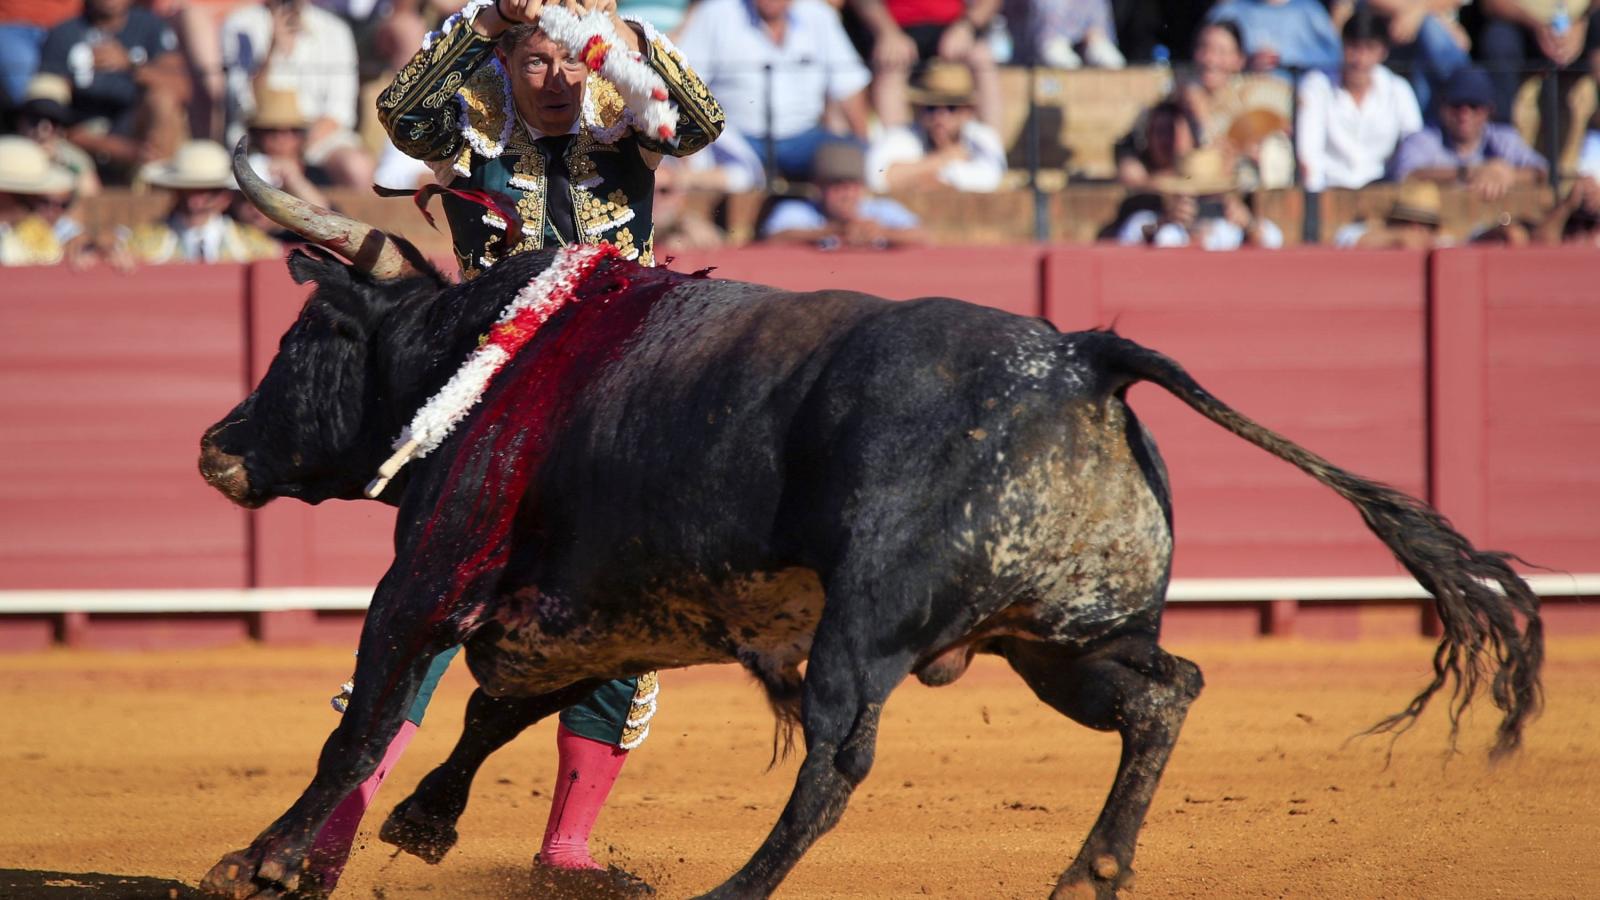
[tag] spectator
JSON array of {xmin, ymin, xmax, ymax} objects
[
  {"xmin": 1389, "ymin": 65, "xmax": 1548, "ymax": 198},
  {"xmin": 1178, "ymin": 20, "xmax": 1292, "ymax": 146},
  {"xmin": 864, "ymin": 60, "xmax": 1005, "ymax": 192},
  {"xmin": 1115, "ymin": 99, "xmax": 1198, "ymax": 191},
  {"xmin": 221, "ymin": 0, "xmax": 374, "ymax": 188},
  {"xmin": 1116, "ymin": 146, "xmax": 1284, "ymax": 249},
  {"xmin": 1002, "ymin": 0, "xmax": 1124, "ymax": 70},
  {"xmin": 26, "ymin": 180, "xmax": 94, "ymax": 266},
  {"xmin": 1205, "ymin": 0, "xmax": 1341, "ymax": 75},
  {"xmin": 1332, "ymin": 178, "xmax": 1442, "ymax": 247},
  {"xmin": 12, "ymin": 73, "xmax": 101, "ymax": 196},
  {"xmin": 1297, "ymin": 8, "xmax": 1422, "ymax": 192},
  {"xmin": 1334, "ymin": 1, "xmax": 1470, "ymax": 118},
  {"xmin": 1476, "ymin": 0, "xmax": 1600, "ymax": 124},
  {"xmin": 119, "ymin": 138, "xmax": 281, "ymax": 263},
  {"xmin": 245, "ymin": 85, "xmax": 330, "ymax": 208},
  {"xmin": 0, "ymin": 135, "xmax": 74, "ymax": 265},
  {"xmin": 0, "ymin": 0, "xmax": 78, "ymax": 106},
  {"xmin": 676, "ymin": 0, "xmax": 872, "ymax": 181},
  {"xmin": 1173, "ymin": 21, "xmax": 1294, "ymax": 188},
  {"xmin": 846, "ymin": 0, "xmax": 1002, "ymax": 128},
  {"xmin": 761, "ymin": 139, "xmax": 927, "ymax": 247},
  {"xmin": 37, "ymin": 0, "xmax": 191, "ymax": 182},
  {"xmin": 1532, "ymin": 173, "xmax": 1600, "ymax": 243}
]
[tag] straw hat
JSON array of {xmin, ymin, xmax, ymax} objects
[
  {"xmin": 0, "ymin": 136, "xmax": 75, "ymax": 195},
  {"xmin": 248, "ymin": 87, "xmax": 309, "ymax": 130},
  {"xmin": 1152, "ymin": 147, "xmax": 1238, "ymax": 197},
  {"xmin": 907, "ymin": 62, "xmax": 976, "ymax": 108},
  {"xmin": 1387, "ymin": 180, "xmax": 1442, "ymax": 227},
  {"xmin": 19, "ymin": 74, "xmax": 76, "ymax": 125},
  {"xmin": 141, "ymin": 140, "xmax": 238, "ymax": 190}
]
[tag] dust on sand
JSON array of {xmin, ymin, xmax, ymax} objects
[{"xmin": 2, "ymin": 637, "xmax": 1597, "ymax": 898}]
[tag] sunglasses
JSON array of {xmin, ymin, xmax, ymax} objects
[{"xmin": 918, "ymin": 104, "xmax": 969, "ymax": 113}]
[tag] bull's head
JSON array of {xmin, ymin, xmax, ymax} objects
[{"xmin": 198, "ymin": 141, "xmax": 447, "ymax": 507}]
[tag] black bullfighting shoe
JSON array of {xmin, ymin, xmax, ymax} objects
[{"xmin": 529, "ymin": 855, "xmax": 656, "ymax": 898}]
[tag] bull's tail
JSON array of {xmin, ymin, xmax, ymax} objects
[{"xmin": 1086, "ymin": 331, "xmax": 1543, "ymax": 759}]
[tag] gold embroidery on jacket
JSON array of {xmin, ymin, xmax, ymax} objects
[
  {"xmin": 613, "ymin": 225, "xmax": 637, "ymax": 259},
  {"xmin": 575, "ymin": 186, "xmax": 636, "ymax": 239},
  {"xmin": 459, "ymin": 60, "xmax": 513, "ymax": 157},
  {"xmin": 509, "ymin": 147, "xmax": 548, "ymax": 253}
]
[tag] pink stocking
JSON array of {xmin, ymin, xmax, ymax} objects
[
  {"xmin": 538, "ymin": 724, "xmax": 629, "ymax": 870},
  {"xmin": 305, "ymin": 719, "xmax": 420, "ymax": 889}
]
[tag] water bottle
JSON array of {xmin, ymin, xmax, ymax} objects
[
  {"xmin": 1152, "ymin": 44, "xmax": 1173, "ymax": 95},
  {"xmin": 988, "ymin": 14, "xmax": 1013, "ymax": 66}
]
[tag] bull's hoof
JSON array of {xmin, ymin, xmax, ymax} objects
[
  {"xmin": 529, "ymin": 857, "xmax": 656, "ymax": 899},
  {"xmin": 199, "ymin": 848, "xmax": 297, "ymax": 899},
  {"xmin": 1049, "ymin": 855, "xmax": 1134, "ymax": 900},
  {"xmin": 378, "ymin": 798, "xmax": 458, "ymax": 864}
]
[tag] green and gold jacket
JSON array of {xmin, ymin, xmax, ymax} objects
[{"xmin": 377, "ymin": 7, "xmax": 724, "ymax": 279}]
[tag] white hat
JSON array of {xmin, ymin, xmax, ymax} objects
[
  {"xmin": 0, "ymin": 136, "xmax": 75, "ymax": 195},
  {"xmin": 141, "ymin": 140, "xmax": 238, "ymax": 190}
]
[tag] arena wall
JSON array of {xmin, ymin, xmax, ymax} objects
[{"xmin": 2, "ymin": 247, "xmax": 1595, "ymax": 649}]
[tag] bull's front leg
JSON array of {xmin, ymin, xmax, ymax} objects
[{"xmin": 200, "ymin": 566, "xmax": 469, "ymax": 899}]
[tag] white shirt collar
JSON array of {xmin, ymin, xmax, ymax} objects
[{"xmin": 517, "ymin": 111, "xmax": 583, "ymax": 142}]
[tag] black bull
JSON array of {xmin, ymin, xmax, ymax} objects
[{"xmin": 197, "ymin": 246, "xmax": 1542, "ymax": 899}]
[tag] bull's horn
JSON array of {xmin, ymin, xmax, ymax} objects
[{"xmin": 231, "ymin": 138, "xmax": 420, "ymax": 281}]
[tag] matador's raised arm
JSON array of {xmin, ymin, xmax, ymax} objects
[{"xmin": 377, "ymin": 2, "xmax": 724, "ymax": 162}]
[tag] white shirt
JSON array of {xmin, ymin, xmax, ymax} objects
[
  {"xmin": 674, "ymin": 0, "xmax": 871, "ymax": 141},
  {"xmin": 864, "ymin": 120, "xmax": 1006, "ymax": 193},
  {"xmin": 222, "ymin": 4, "xmax": 361, "ymax": 134},
  {"xmin": 1296, "ymin": 65, "xmax": 1421, "ymax": 192},
  {"xmin": 1115, "ymin": 210, "xmax": 1284, "ymax": 251}
]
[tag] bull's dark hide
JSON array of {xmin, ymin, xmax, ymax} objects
[{"xmin": 197, "ymin": 247, "xmax": 1543, "ymax": 900}]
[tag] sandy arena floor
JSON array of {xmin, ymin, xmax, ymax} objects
[{"xmin": 1, "ymin": 637, "xmax": 1597, "ymax": 899}]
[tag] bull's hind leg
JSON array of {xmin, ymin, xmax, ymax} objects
[
  {"xmin": 1002, "ymin": 634, "xmax": 1202, "ymax": 900},
  {"xmin": 380, "ymin": 682, "xmax": 602, "ymax": 863},
  {"xmin": 700, "ymin": 608, "xmax": 918, "ymax": 899}
]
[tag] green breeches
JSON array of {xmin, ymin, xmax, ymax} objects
[{"xmin": 404, "ymin": 646, "xmax": 654, "ymax": 748}]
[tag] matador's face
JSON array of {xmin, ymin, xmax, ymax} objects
[{"xmin": 499, "ymin": 31, "xmax": 590, "ymax": 136}]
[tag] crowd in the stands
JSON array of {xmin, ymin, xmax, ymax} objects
[{"xmin": 4, "ymin": 0, "xmax": 1600, "ymax": 264}]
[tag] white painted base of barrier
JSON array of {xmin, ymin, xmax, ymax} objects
[{"xmin": 0, "ymin": 574, "xmax": 1594, "ymax": 615}]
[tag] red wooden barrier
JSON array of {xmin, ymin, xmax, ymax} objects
[
  {"xmin": 0, "ymin": 264, "xmax": 253, "ymax": 590},
  {"xmin": 1431, "ymin": 248, "xmax": 1600, "ymax": 576},
  {"xmin": 3, "ymin": 248, "xmax": 1596, "ymax": 649},
  {"xmin": 1044, "ymin": 248, "xmax": 1431, "ymax": 579}
]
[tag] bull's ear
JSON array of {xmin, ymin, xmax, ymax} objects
[{"xmin": 287, "ymin": 248, "xmax": 354, "ymax": 288}]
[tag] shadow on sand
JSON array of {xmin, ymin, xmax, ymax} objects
[{"xmin": 0, "ymin": 869, "xmax": 200, "ymax": 899}]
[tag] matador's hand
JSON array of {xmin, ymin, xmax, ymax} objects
[{"xmin": 496, "ymin": 0, "xmax": 552, "ymax": 25}]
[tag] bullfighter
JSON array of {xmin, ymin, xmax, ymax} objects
[{"xmin": 303, "ymin": 0, "xmax": 724, "ymax": 893}]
